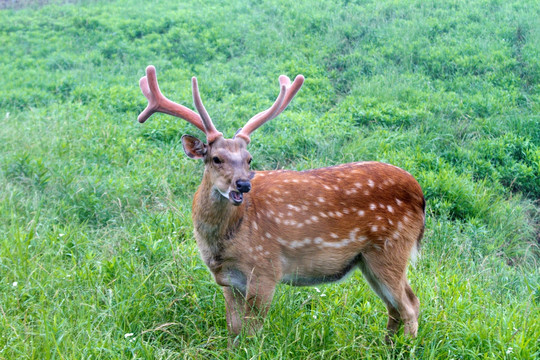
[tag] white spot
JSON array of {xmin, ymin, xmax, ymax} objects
[
  {"xmin": 367, "ymin": 179, "xmax": 375, "ymax": 188},
  {"xmin": 305, "ymin": 219, "xmax": 312, "ymax": 225},
  {"xmin": 323, "ymin": 240, "xmax": 348, "ymax": 248},
  {"xmin": 290, "ymin": 238, "xmax": 312, "ymax": 248},
  {"xmin": 387, "ymin": 205, "xmax": 394, "ymax": 213},
  {"xmin": 323, "ymin": 228, "xmax": 359, "ymax": 248},
  {"xmin": 357, "ymin": 236, "xmax": 367, "ymax": 242},
  {"xmin": 256, "ymin": 245, "xmax": 264, "ymax": 251},
  {"xmin": 379, "ymin": 203, "xmax": 385, "ymax": 209},
  {"xmin": 311, "ymin": 215, "xmax": 319, "ymax": 222},
  {"xmin": 396, "ymin": 198, "xmax": 403, "ymax": 206},
  {"xmin": 287, "ymin": 204, "xmax": 300, "ymax": 212},
  {"xmin": 371, "ymin": 225, "xmax": 378, "ymax": 232},
  {"xmin": 319, "ymin": 212, "xmax": 328, "ymax": 218},
  {"xmin": 376, "ymin": 216, "xmax": 383, "ymax": 221},
  {"xmin": 292, "ymin": 179, "xmax": 299, "ymax": 183},
  {"xmin": 314, "ymin": 237, "xmax": 324, "ymax": 244},
  {"xmin": 388, "ymin": 219, "xmax": 394, "ymax": 225},
  {"xmin": 335, "ymin": 211, "xmax": 343, "ymax": 217},
  {"xmin": 392, "ymin": 232, "xmax": 400, "ymax": 240},
  {"xmin": 253, "ymin": 223, "xmax": 258, "ymax": 231},
  {"xmin": 364, "ymin": 190, "xmax": 370, "ymax": 195},
  {"xmin": 358, "ymin": 210, "xmax": 365, "ymax": 217},
  {"xmin": 330, "ymin": 233, "xmax": 339, "ymax": 239},
  {"xmin": 318, "ymin": 197, "xmax": 325, "ymax": 203},
  {"xmin": 265, "ymin": 232, "xmax": 272, "ymax": 239},
  {"xmin": 342, "ymin": 208, "xmax": 350, "ymax": 214},
  {"xmin": 323, "ymin": 185, "xmax": 332, "ymax": 190},
  {"xmin": 354, "ymin": 182, "xmax": 363, "ymax": 188},
  {"xmin": 370, "ymin": 204, "xmax": 376, "ymax": 211}
]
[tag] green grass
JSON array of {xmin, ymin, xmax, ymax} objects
[{"xmin": 0, "ymin": 0, "xmax": 539, "ymax": 358}]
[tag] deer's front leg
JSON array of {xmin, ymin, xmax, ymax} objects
[
  {"xmin": 223, "ymin": 286, "xmax": 244, "ymax": 336},
  {"xmin": 221, "ymin": 273, "xmax": 276, "ymax": 336}
]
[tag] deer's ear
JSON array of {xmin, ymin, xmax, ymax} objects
[{"xmin": 182, "ymin": 135, "xmax": 207, "ymax": 159}]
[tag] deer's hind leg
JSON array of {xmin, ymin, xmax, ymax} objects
[{"xmin": 357, "ymin": 249, "xmax": 420, "ymax": 339}]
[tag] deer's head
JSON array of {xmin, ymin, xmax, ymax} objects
[{"xmin": 137, "ymin": 66, "xmax": 304, "ymax": 206}]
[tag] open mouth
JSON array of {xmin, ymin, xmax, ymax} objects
[{"xmin": 229, "ymin": 190, "xmax": 244, "ymax": 206}]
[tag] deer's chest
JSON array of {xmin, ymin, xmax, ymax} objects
[{"xmin": 193, "ymin": 225, "xmax": 248, "ymax": 295}]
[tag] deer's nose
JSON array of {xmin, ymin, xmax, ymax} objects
[{"xmin": 236, "ymin": 180, "xmax": 251, "ymax": 193}]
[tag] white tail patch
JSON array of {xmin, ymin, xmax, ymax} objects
[{"xmin": 409, "ymin": 242, "xmax": 420, "ymax": 266}]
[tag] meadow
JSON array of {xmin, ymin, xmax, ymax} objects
[{"xmin": 0, "ymin": 0, "xmax": 538, "ymax": 358}]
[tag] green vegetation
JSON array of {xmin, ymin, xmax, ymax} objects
[{"xmin": 0, "ymin": 0, "xmax": 538, "ymax": 358}]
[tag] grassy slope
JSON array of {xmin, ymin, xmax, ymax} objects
[{"xmin": 0, "ymin": 0, "xmax": 538, "ymax": 358}]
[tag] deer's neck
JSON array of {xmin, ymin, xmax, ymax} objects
[{"xmin": 191, "ymin": 174, "xmax": 245, "ymax": 246}]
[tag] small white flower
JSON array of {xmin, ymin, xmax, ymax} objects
[
  {"xmin": 12, "ymin": 282, "xmax": 18, "ymax": 287},
  {"xmin": 506, "ymin": 347, "xmax": 513, "ymax": 354},
  {"xmin": 315, "ymin": 287, "xmax": 321, "ymax": 293},
  {"xmin": 124, "ymin": 333, "xmax": 134, "ymax": 338},
  {"xmin": 320, "ymin": 293, "xmax": 326, "ymax": 297},
  {"xmin": 313, "ymin": 315, "xmax": 317, "ymax": 319},
  {"xmin": 59, "ymin": 233, "xmax": 65, "ymax": 237}
]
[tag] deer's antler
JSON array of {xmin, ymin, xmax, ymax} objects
[
  {"xmin": 138, "ymin": 65, "xmax": 223, "ymax": 143},
  {"xmin": 235, "ymin": 74, "xmax": 304, "ymax": 144}
]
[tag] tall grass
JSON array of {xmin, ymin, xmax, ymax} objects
[{"xmin": 0, "ymin": 0, "xmax": 538, "ymax": 358}]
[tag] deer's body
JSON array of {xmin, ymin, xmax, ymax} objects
[{"xmin": 137, "ymin": 65, "xmax": 425, "ymax": 340}]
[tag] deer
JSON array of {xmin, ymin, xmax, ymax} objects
[{"xmin": 137, "ymin": 65, "xmax": 426, "ymax": 341}]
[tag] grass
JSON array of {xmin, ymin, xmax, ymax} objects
[{"xmin": 0, "ymin": 0, "xmax": 539, "ymax": 358}]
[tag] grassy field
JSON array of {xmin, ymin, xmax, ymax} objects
[{"xmin": 0, "ymin": 0, "xmax": 539, "ymax": 358}]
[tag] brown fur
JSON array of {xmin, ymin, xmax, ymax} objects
[{"xmin": 189, "ymin": 138, "xmax": 424, "ymax": 338}]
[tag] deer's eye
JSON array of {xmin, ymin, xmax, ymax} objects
[
  {"xmin": 212, "ymin": 156, "xmax": 222, "ymax": 165},
  {"xmin": 247, "ymin": 157, "xmax": 252, "ymax": 165}
]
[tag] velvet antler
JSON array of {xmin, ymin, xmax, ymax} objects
[
  {"xmin": 235, "ymin": 74, "xmax": 304, "ymax": 144},
  {"xmin": 138, "ymin": 65, "xmax": 223, "ymax": 143}
]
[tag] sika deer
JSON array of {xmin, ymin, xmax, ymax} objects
[{"xmin": 137, "ymin": 65, "xmax": 426, "ymax": 340}]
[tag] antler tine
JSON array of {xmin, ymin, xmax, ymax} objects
[
  {"xmin": 235, "ymin": 74, "xmax": 304, "ymax": 144},
  {"xmin": 137, "ymin": 65, "xmax": 206, "ymax": 133},
  {"xmin": 191, "ymin": 77, "xmax": 223, "ymax": 143}
]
